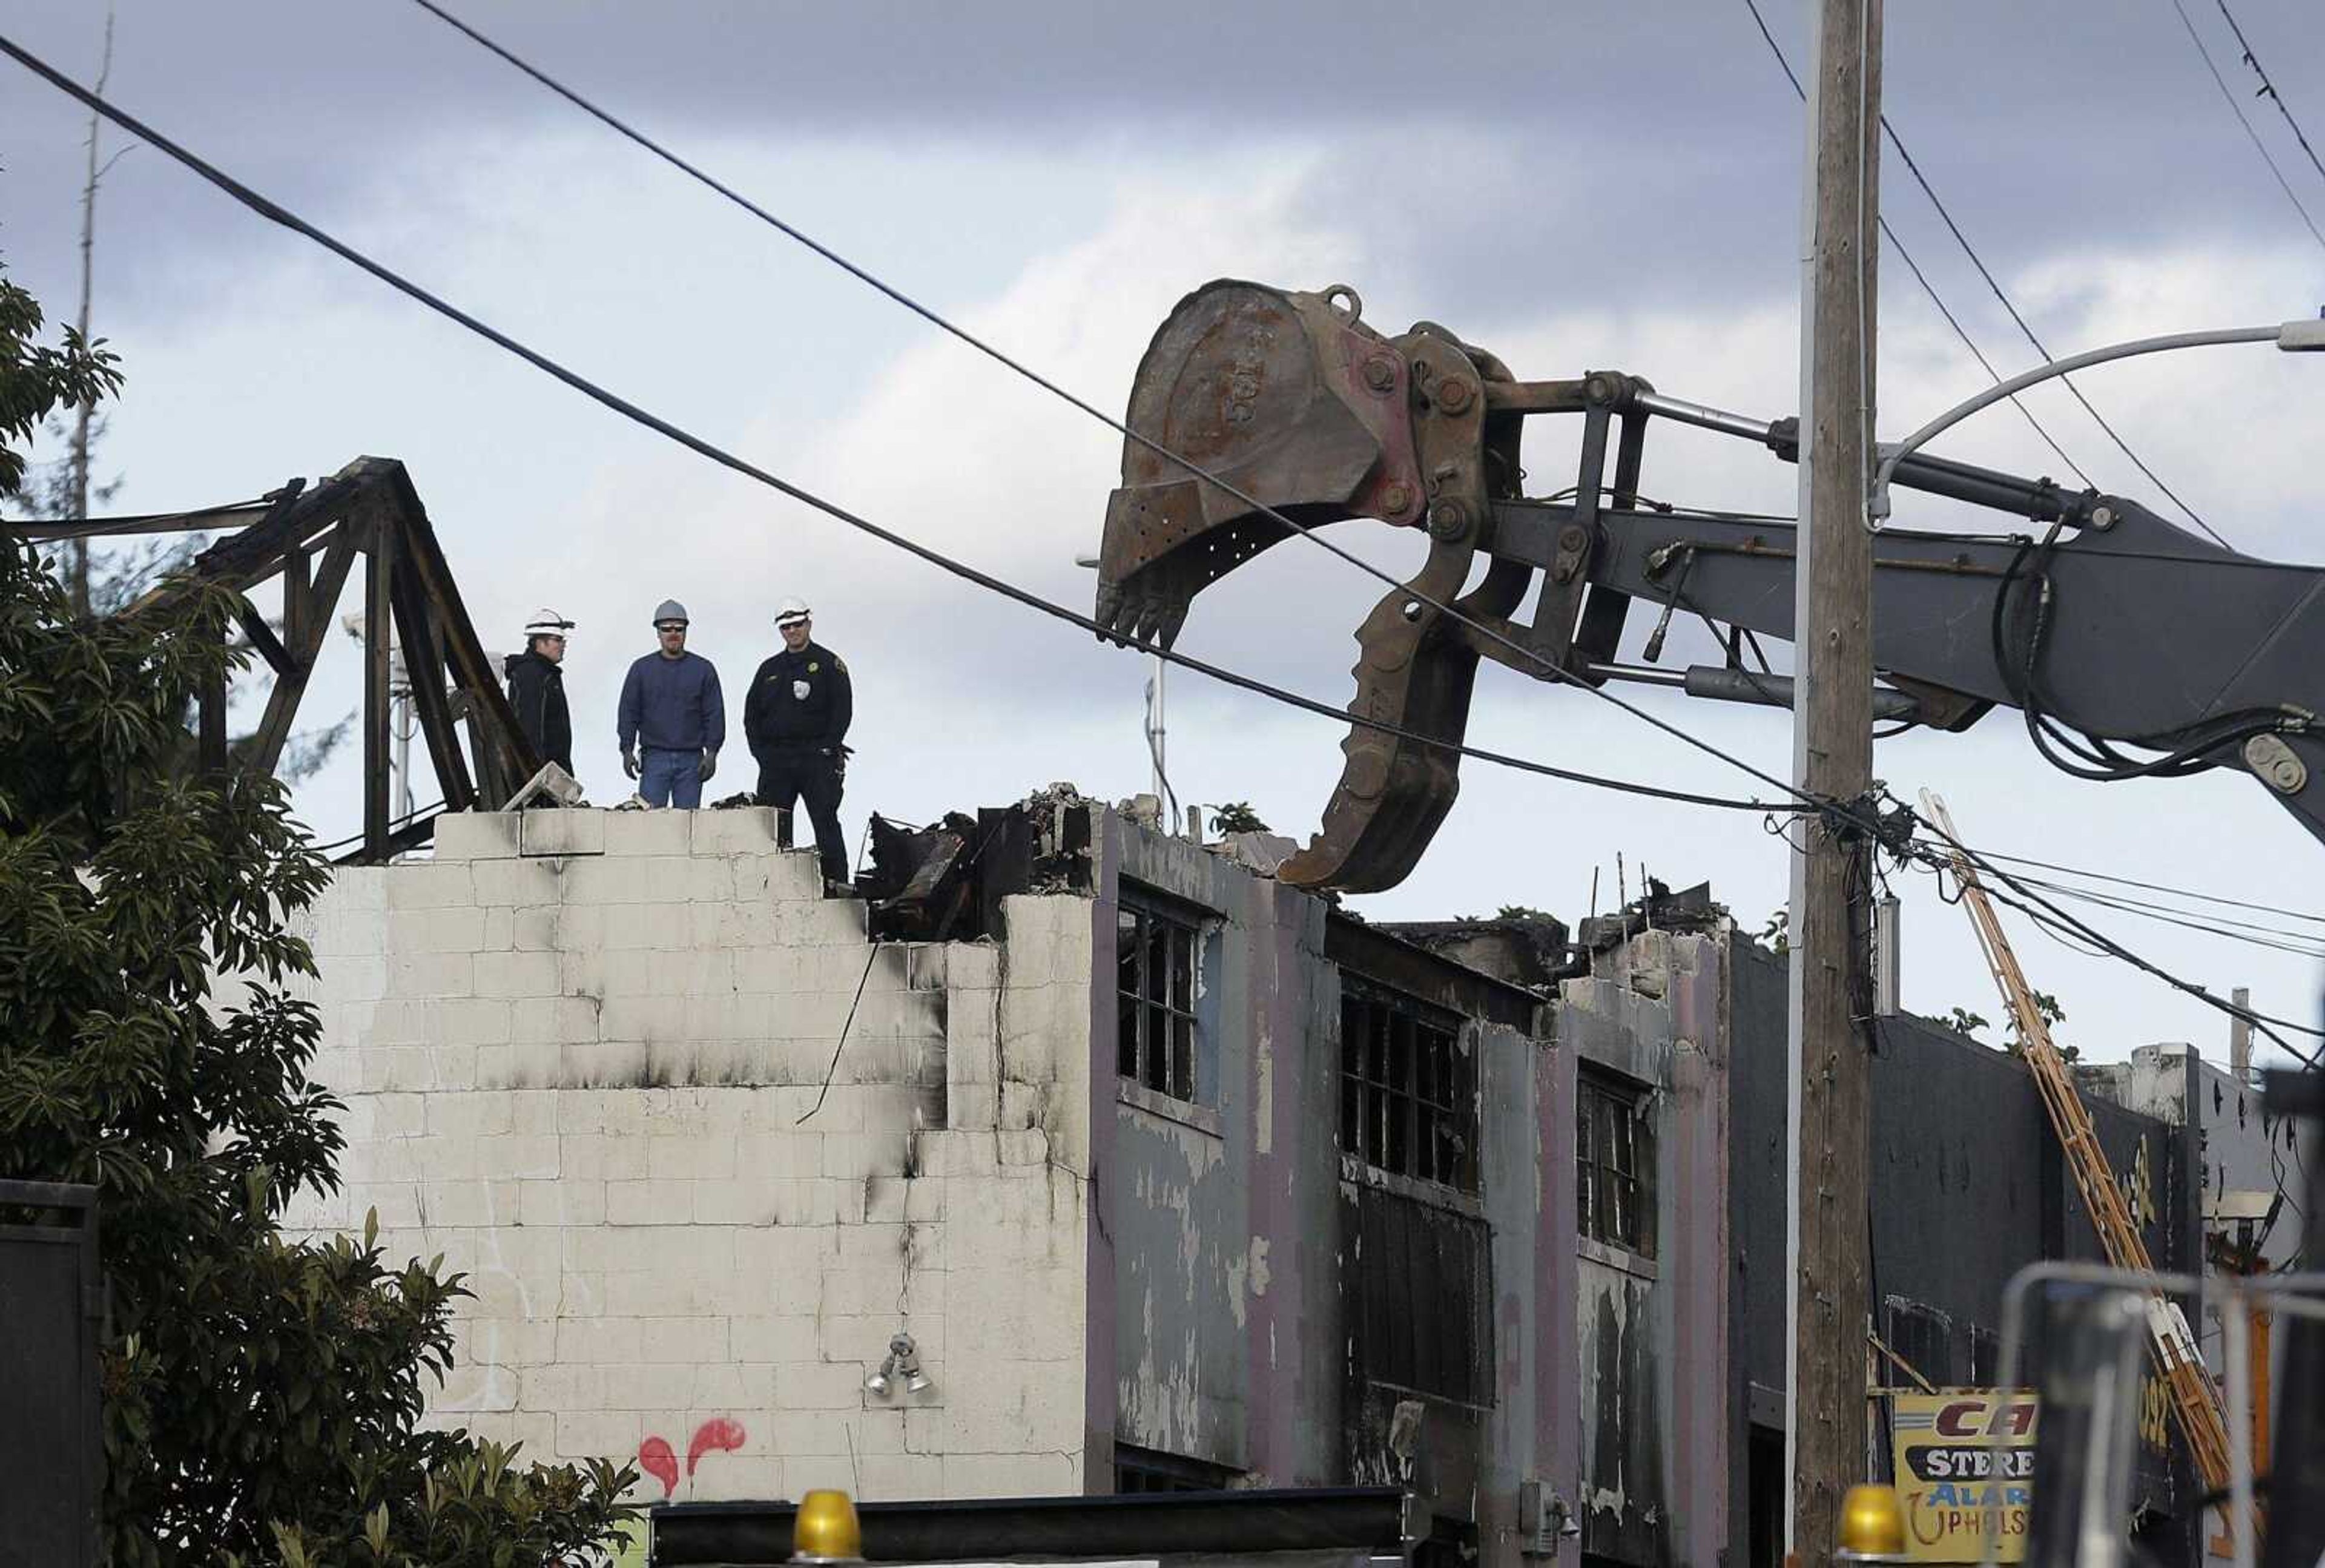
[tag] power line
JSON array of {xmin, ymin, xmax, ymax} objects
[
  {"xmin": 1736, "ymin": 0, "xmax": 2094, "ymax": 492},
  {"xmin": 2212, "ymin": 0, "xmax": 2325, "ymax": 194},
  {"xmin": 0, "ymin": 34, "xmax": 1800, "ymax": 831},
  {"xmin": 1744, "ymin": 0, "xmax": 2232, "ymax": 549},
  {"xmin": 1933, "ymin": 843, "xmax": 2325, "ymax": 929},
  {"xmin": 399, "ymin": 0, "xmax": 1835, "ymax": 815},
  {"xmin": 1902, "ymin": 800, "xmax": 2325, "ymax": 1062},
  {"xmin": 2169, "ymin": 0, "xmax": 2325, "ymax": 257},
  {"xmin": 1997, "ymin": 871, "xmax": 2325, "ymax": 959}
]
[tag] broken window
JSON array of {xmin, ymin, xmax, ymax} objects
[
  {"xmin": 1883, "ymin": 1298, "xmax": 1955, "ymax": 1389},
  {"xmin": 1339, "ymin": 979, "xmax": 1477, "ymax": 1192},
  {"xmin": 1117, "ymin": 895, "xmax": 1201, "ymax": 1103},
  {"xmin": 1577, "ymin": 1067, "xmax": 1656, "ymax": 1257}
]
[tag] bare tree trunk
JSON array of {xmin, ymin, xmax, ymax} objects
[{"xmin": 69, "ymin": 5, "xmax": 119, "ymax": 618}]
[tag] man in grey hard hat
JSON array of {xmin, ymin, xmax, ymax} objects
[
  {"xmin": 744, "ymin": 596, "xmax": 853, "ymax": 889},
  {"xmin": 504, "ymin": 608, "xmax": 575, "ymax": 780},
  {"xmin": 616, "ymin": 599, "xmax": 725, "ymax": 809}
]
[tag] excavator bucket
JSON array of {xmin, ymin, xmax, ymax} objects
[
  {"xmin": 1095, "ymin": 281, "xmax": 1524, "ymax": 892},
  {"xmin": 1092, "ymin": 280, "xmax": 1431, "ymax": 649}
]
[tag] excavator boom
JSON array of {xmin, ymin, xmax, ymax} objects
[{"xmin": 1094, "ymin": 280, "xmax": 2325, "ymax": 891}]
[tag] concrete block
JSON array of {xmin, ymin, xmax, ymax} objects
[
  {"xmin": 473, "ymin": 856, "xmax": 562, "ymax": 908},
  {"xmin": 639, "ymin": 1316, "xmax": 729, "ymax": 1364},
  {"xmin": 426, "ymin": 1090, "xmax": 515, "ymax": 1139},
  {"xmin": 512, "ymin": 995, "xmax": 601, "ymax": 1046},
  {"xmin": 903, "ymin": 945, "xmax": 948, "ymax": 992},
  {"xmin": 388, "ymin": 905, "xmax": 486, "ymax": 954},
  {"xmin": 561, "ymin": 1128, "xmax": 651, "ymax": 1179},
  {"xmin": 521, "ymin": 1362, "xmax": 607, "ymax": 1412},
  {"xmin": 429, "ymin": 1045, "xmax": 480, "ymax": 1090},
  {"xmin": 647, "ymin": 1135, "xmax": 738, "ymax": 1182},
  {"xmin": 945, "ymin": 1084, "xmax": 998, "ymax": 1131},
  {"xmin": 475, "ymin": 950, "xmax": 561, "ymax": 999},
  {"xmin": 701, "ymin": 899, "xmax": 785, "ymax": 952},
  {"xmin": 731, "ymin": 1222, "xmax": 839, "ymax": 1280},
  {"xmin": 388, "ymin": 954, "xmax": 478, "ymax": 1005},
  {"xmin": 905, "ymin": 1176, "xmax": 946, "ymax": 1221},
  {"xmin": 771, "ymin": 1359, "xmax": 867, "ymax": 1411},
  {"xmin": 688, "ymin": 1360, "xmax": 777, "ymax": 1413},
  {"xmin": 477, "ymin": 1039, "xmax": 563, "ymax": 1089},
  {"xmin": 729, "ymin": 1314, "xmax": 822, "ymax": 1363},
  {"xmin": 438, "ymin": 998, "xmax": 514, "ymax": 1048},
  {"xmin": 600, "ymin": 1267, "xmax": 735, "ymax": 1318},
  {"xmin": 432, "ymin": 811, "xmax": 520, "ymax": 860},
  {"xmin": 566, "ymin": 1040, "xmax": 655, "ymax": 1090},
  {"xmin": 915, "ymin": 1132, "xmax": 1000, "ymax": 1178},
  {"xmin": 480, "ymin": 906, "xmax": 513, "ymax": 951},
  {"xmin": 518, "ymin": 1177, "xmax": 605, "ymax": 1228},
  {"xmin": 601, "ymin": 901, "xmax": 696, "ymax": 950},
  {"xmin": 553, "ymin": 1410, "xmax": 642, "ymax": 1463},
  {"xmin": 512, "ymin": 906, "xmax": 560, "ymax": 950},
  {"xmin": 856, "ymin": 1452, "xmax": 943, "ymax": 1503},
  {"xmin": 558, "ymin": 946, "xmax": 607, "ymax": 998},
  {"xmin": 481, "ymin": 1133, "xmax": 563, "ymax": 1181},
  {"xmin": 693, "ymin": 807, "xmax": 782, "ymax": 855},
  {"xmin": 386, "ymin": 861, "xmax": 476, "ymax": 910},
  {"xmin": 864, "ymin": 1176, "xmax": 908, "ymax": 1224},
  {"xmin": 607, "ymin": 1178, "xmax": 696, "ymax": 1225},
  {"xmin": 519, "ymin": 810, "xmax": 604, "ymax": 858},
  {"xmin": 508, "ymin": 1089, "xmax": 558, "ymax": 1137},
  {"xmin": 555, "ymin": 1314, "xmax": 642, "ymax": 1365},
  {"xmin": 731, "ymin": 851, "xmax": 824, "ymax": 904},
  {"xmin": 942, "ymin": 1451, "xmax": 1077, "ymax": 1499},
  {"xmin": 602, "ymin": 809, "xmax": 693, "ymax": 858},
  {"xmin": 598, "ymin": 996, "xmax": 685, "ymax": 1045},
  {"xmin": 370, "ymin": 1093, "xmax": 427, "ymax": 1138}
]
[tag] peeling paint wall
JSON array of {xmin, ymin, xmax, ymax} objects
[
  {"xmin": 1095, "ymin": 819, "xmax": 1339, "ymax": 1488},
  {"xmin": 1558, "ymin": 926, "xmax": 1729, "ymax": 1568},
  {"xmin": 270, "ymin": 807, "xmax": 1097, "ymax": 1507}
]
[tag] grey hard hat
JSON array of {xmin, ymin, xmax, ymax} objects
[{"xmin": 651, "ymin": 599, "xmax": 689, "ymax": 627}]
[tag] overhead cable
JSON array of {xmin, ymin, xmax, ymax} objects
[
  {"xmin": 1943, "ymin": 844, "xmax": 2325, "ymax": 928},
  {"xmin": 398, "ymin": 0, "xmax": 1833, "ymax": 814},
  {"xmin": 1902, "ymin": 801, "xmax": 2325, "ymax": 1062},
  {"xmin": 1744, "ymin": 0, "xmax": 2231, "ymax": 548},
  {"xmin": 2169, "ymin": 0, "xmax": 2325, "ymax": 258},
  {"xmin": 0, "ymin": 33, "xmax": 1796, "ymax": 826},
  {"xmin": 1736, "ymin": 0, "xmax": 2096, "ymax": 495},
  {"xmin": 2211, "ymin": 0, "xmax": 2325, "ymax": 196}
]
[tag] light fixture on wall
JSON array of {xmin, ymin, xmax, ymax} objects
[{"xmin": 863, "ymin": 1332, "xmax": 932, "ymax": 1398}]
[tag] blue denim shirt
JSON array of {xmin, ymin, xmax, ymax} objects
[{"xmin": 616, "ymin": 650, "xmax": 726, "ymax": 753}]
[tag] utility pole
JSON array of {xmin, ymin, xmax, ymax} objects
[{"xmin": 1785, "ymin": 1, "xmax": 1881, "ymax": 1562}]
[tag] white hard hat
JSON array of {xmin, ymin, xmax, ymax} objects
[
  {"xmin": 774, "ymin": 596, "xmax": 811, "ymax": 628},
  {"xmin": 524, "ymin": 608, "xmax": 575, "ymax": 637},
  {"xmin": 652, "ymin": 599, "xmax": 690, "ymax": 627}
]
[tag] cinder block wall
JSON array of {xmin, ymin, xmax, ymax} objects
[{"xmin": 274, "ymin": 808, "xmax": 1097, "ymax": 1504}]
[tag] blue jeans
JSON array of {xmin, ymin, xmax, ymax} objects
[{"xmin": 639, "ymin": 747, "xmax": 702, "ymax": 809}]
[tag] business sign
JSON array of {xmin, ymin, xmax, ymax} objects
[{"xmin": 1889, "ymin": 1390, "xmax": 2038, "ymax": 1562}]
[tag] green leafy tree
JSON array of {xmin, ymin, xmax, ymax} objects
[
  {"xmin": 1208, "ymin": 800, "xmax": 1270, "ymax": 834},
  {"xmin": 1495, "ymin": 904, "xmax": 1555, "ymax": 922},
  {"xmin": 0, "ymin": 262, "xmax": 635, "ymax": 1565},
  {"xmin": 1759, "ymin": 906, "xmax": 1789, "ymax": 955}
]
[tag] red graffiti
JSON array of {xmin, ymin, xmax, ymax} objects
[
  {"xmin": 638, "ymin": 1419, "xmax": 748, "ymax": 1498},
  {"xmin": 687, "ymin": 1417, "xmax": 747, "ymax": 1475},
  {"xmin": 638, "ymin": 1435, "xmax": 679, "ymax": 1498}
]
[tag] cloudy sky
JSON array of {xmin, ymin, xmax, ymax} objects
[{"xmin": 7, "ymin": 0, "xmax": 2325, "ymax": 1067}]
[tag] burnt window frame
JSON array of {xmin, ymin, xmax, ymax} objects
[
  {"xmin": 1113, "ymin": 1443, "xmax": 1238, "ymax": 1494},
  {"xmin": 1882, "ymin": 1297, "xmax": 1956, "ymax": 1389},
  {"xmin": 1576, "ymin": 1066, "xmax": 1657, "ymax": 1259},
  {"xmin": 1338, "ymin": 977, "xmax": 1479, "ymax": 1194},
  {"xmin": 1116, "ymin": 890, "xmax": 1206, "ymax": 1105}
]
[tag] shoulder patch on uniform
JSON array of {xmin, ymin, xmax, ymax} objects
[
  {"xmin": 834, "ymin": 657, "xmax": 848, "ymax": 673},
  {"xmin": 808, "ymin": 661, "xmax": 819, "ymax": 673}
]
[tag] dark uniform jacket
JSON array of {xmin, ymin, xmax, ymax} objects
[
  {"xmin": 744, "ymin": 641, "xmax": 852, "ymax": 758},
  {"xmin": 503, "ymin": 648, "xmax": 573, "ymax": 774}
]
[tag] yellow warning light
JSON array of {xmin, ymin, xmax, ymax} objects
[
  {"xmin": 1837, "ymin": 1483, "xmax": 1906, "ymax": 1558},
  {"xmin": 793, "ymin": 1488, "xmax": 865, "ymax": 1563}
]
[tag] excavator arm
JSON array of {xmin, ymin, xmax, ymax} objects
[{"xmin": 1094, "ymin": 281, "xmax": 2325, "ymax": 891}]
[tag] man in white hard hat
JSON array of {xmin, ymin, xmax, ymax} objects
[
  {"xmin": 504, "ymin": 609, "xmax": 575, "ymax": 779},
  {"xmin": 744, "ymin": 596, "xmax": 854, "ymax": 890},
  {"xmin": 616, "ymin": 599, "xmax": 725, "ymax": 809}
]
